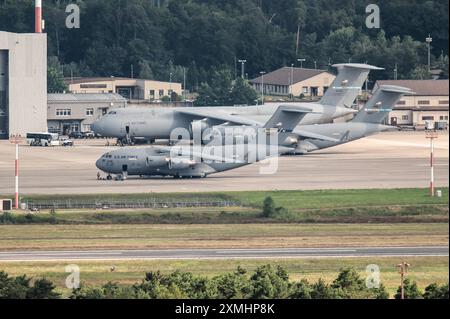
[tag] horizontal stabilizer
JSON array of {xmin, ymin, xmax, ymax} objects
[{"xmin": 264, "ymin": 105, "xmax": 317, "ymax": 131}]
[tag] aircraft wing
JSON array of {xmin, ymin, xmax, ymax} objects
[
  {"xmin": 291, "ymin": 129, "xmax": 340, "ymax": 142},
  {"xmin": 175, "ymin": 109, "xmax": 261, "ymax": 126},
  {"xmin": 153, "ymin": 145, "xmax": 242, "ymax": 163}
]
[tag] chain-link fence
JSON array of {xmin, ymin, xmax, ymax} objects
[{"xmin": 22, "ymin": 199, "xmax": 242, "ymax": 210}]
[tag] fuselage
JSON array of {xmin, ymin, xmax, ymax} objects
[
  {"xmin": 292, "ymin": 123, "xmax": 392, "ymax": 154},
  {"xmin": 91, "ymin": 103, "xmax": 354, "ymax": 140},
  {"xmin": 96, "ymin": 143, "xmax": 291, "ymax": 178}
]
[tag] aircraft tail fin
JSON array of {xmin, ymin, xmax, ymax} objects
[
  {"xmin": 264, "ymin": 105, "xmax": 315, "ymax": 131},
  {"xmin": 352, "ymin": 85, "xmax": 413, "ymax": 124},
  {"xmin": 319, "ymin": 63, "xmax": 384, "ymax": 108}
]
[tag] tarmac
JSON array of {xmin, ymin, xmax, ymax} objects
[
  {"xmin": 0, "ymin": 246, "xmax": 447, "ymax": 261},
  {"xmin": 0, "ymin": 131, "xmax": 448, "ymax": 195}
]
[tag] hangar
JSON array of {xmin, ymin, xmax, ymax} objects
[{"xmin": 0, "ymin": 31, "xmax": 47, "ymax": 139}]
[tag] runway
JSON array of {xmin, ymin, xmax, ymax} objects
[
  {"xmin": 0, "ymin": 246, "xmax": 448, "ymax": 261},
  {"xmin": 0, "ymin": 131, "xmax": 448, "ymax": 194}
]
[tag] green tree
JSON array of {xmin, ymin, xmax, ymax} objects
[
  {"xmin": 47, "ymin": 66, "xmax": 68, "ymax": 93},
  {"xmin": 262, "ymin": 196, "xmax": 276, "ymax": 218},
  {"xmin": 230, "ymin": 77, "xmax": 259, "ymax": 105},
  {"xmin": 395, "ymin": 278, "xmax": 422, "ymax": 299},
  {"xmin": 290, "ymin": 279, "xmax": 313, "ymax": 299},
  {"xmin": 250, "ymin": 265, "xmax": 291, "ymax": 299},
  {"xmin": 423, "ymin": 283, "xmax": 449, "ymax": 299}
]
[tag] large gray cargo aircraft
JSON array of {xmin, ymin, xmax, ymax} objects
[
  {"xmin": 95, "ymin": 105, "xmax": 312, "ymax": 179},
  {"xmin": 289, "ymin": 85, "xmax": 413, "ymax": 154},
  {"xmin": 95, "ymin": 85, "xmax": 410, "ymax": 180},
  {"xmin": 91, "ymin": 64, "xmax": 382, "ymax": 144}
]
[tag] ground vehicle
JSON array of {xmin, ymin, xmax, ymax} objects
[
  {"xmin": 26, "ymin": 133, "xmax": 60, "ymax": 147},
  {"xmin": 69, "ymin": 131, "xmax": 83, "ymax": 139},
  {"xmin": 60, "ymin": 138, "xmax": 74, "ymax": 147},
  {"xmin": 83, "ymin": 131, "xmax": 96, "ymax": 138}
]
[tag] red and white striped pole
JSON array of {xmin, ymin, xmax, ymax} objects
[
  {"xmin": 35, "ymin": 0, "xmax": 42, "ymax": 33},
  {"xmin": 15, "ymin": 143, "xmax": 19, "ymax": 209}
]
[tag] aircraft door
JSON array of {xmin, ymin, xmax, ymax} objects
[
  {"xmin": 122, "ymin": 164, "xmax": 128, "ymax": 179},
  {"xmin": 391, "ymin": 117, "xmax": 398, "ymax": 126}
]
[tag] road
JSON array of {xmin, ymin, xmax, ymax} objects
[
  {"xmin": 0, "ymin": 246, "xmax": 448, "ymax": 261},
  {"xmin": 0, "ymin": 131, "xmax": 448, "ymax": 194}
]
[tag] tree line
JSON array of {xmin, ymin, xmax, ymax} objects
[
  {"xmin": 0, "ymin": 266, "xmax": 448, "ymax": 299},
  {"xmin": 0, "ymin": 0, "xmax": 448, "ymax": 94}
]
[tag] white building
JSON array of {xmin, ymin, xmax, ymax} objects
[
  {"xmin": 374, "ymin": 80, "xmax": 449, "ymax": 128},
  {"xmin": 0, "ymin": 31, "xmax": 47, "ymax": 139}
]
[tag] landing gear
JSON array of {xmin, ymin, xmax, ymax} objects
[{"xmin": 107, "ymin": 174, "xmax": 112, "ymax": 181}]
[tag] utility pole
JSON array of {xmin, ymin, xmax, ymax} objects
[
  {"xmin": 238, "ymin": 59, "xmax": 247, "ymax": 79},
  {"xmin": 9, "ymin": 134, "xmax": 23, "ymax": 210},
  {"xmin": 290, "ymin": 64, "xmax": 294, "ymax": 100},
  {"xmin": 260, "ymin": 71, "xmax": 266, "ymax": 105},
  {"xmin": 297, "ymin": 58, "xmax": 306, "ymax": 69},
  {"xmin": 169, "ymin": 72, "xmax": 173, "ymax": 106},
  {"xmin": 426, "ymin": 130, "xmax": 438, "ymax": 196},
  {"xmin": 131, "ymin": 64, "xmax": 134, "ymax": 79},
  {"xmin": 394, "ymin": 63, "xmax": 398, "ymax": 80},
  {"xmin": 314, "ymin": 60, "xmax": 317, "ymax": 69},
  {"xmin": 397, "ymin": 262, "xmax": 410, "ymax": 299},
  {"xmin": 183, "ymin": 67, "xmax": 187, "ymax": 106},
  {"xmin": 426, "ymin": 34, "xmax": 433, "ymax": 75}
]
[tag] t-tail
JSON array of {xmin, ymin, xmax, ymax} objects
[
  {"xmin": 352, "ymin": 85, "xmax": 413, "ymax": 124},
  {"xmin": 319, "ymin": 63, "xmax": 384, "ymax": 108}
]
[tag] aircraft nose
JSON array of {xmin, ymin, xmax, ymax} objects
[
  {"xmin": 91, "ymin": 120, "xmax": 104, "ymax": 135},
  {"xmin": 96, "ymin": 157, "xmax": 106, "ymax": 172}
]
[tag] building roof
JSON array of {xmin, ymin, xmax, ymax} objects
[
  {"xmin": 250, "ymin": 67, "xmax": 329, "ymax": 86},
  {"xmin": 48, "ymin": 93, "xmax": 127, "ymax": 103},
  {"xmin": 375, "ymin": 80, "xmax": 449, "ymax": 96},
  {"xmin": 64, "ymin": 77, "xmax": 181, "ymax": 85}
]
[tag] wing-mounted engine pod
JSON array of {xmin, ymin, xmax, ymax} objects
[{"xmin": 168, "ymin": 157, "xmax": 196, "ymax": 170}]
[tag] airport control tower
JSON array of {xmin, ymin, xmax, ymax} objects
[{"xmin": 0, "ymin": 0, "xmax": 47, "ymax": 139}]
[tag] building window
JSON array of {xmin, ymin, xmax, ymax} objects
[
  {"xmin": 402, "ymin": 115, "xmax": 409, "ymax": 120},
  {"xmin": 323, "ymin": 86, "xmax": 329, "ymax": 93},
  {"xmin": 86, "ymin": 108, "xmax": 94, "ymax": 116},
  {"xmin": 418, "ymin": 100, "xmax": 430, "ymax": 105},
  {"xmin": 84, "ymin": 124, "xmax": 91, "ymax": 132},
  {"xmin": 440, "ymin": 116, "xmax": 449, "ymax": 121},
  {"xmin": 397, "ymin": 100, "xmax": 406, "ymax": 105},
  {"xmin": 159, "ymin": 90, "xmax": 164, "ymax": 97},
  {"xmin": 150, "ymin": 90, "xmax": 155, "ymax": 99},
  {"xmin": 422, "ymin": 116, "xmax": 435, "ymax": 121},
  {"xmin": 439, "ymin": 100, "xmax": 449, "ymax": 105},
  {"xmin": 56, "ymin": 109, "xmax": 71, "ymax": 116},
  {"xmin": 302, "ymin": 87, "xmax": 309, "ymax": 94}
]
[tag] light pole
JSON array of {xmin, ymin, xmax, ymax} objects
[
  {"xmin": 426, "ymin": 130, "xmax": 438, "ymax": 196},
  {"xmin": 183, "ymin": 67, "xmax": 187, "ymax": 106},
  {"xmin": 290, "ymin": 64, "xmax": 294, "ymax": 100},
  {"xmin": 238, "ymin": 59, "xmax": 247, "ymax": 79},
  {"xmin": 297, "ymin": 58, "xmax": 306, "ymax": 69},
  {"xmin": 169, "ymin": 72, "xmax": 173, "ymax": 105},
  {"xmin": 397, "ymin": 262, "xmax": 410, "ymax": 300},
  {"xmin": 394, "ymin": 63, "xmax": 398, "ymax": 80},
  {"xmin": 314, "ymin": 61, "xmax": 317, "ymax": 69},
  {"xmin": 426, "ymin": 34, "xmax": 433, "ymax": 74},
  {"xmin": 260, "ymin": 71, "xmax": 266, "ymax": 105}
]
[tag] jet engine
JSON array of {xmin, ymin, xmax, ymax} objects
[
  {"xmin": 146, "ymin": 156, "xmax": 170, "ymax": 167},
  {"xmin": 168, "ymin": 157, "xmax": 197, "ymax": 170},
  {"xmin": 190, "ymin": 120, "xmax": 211, "ymax": 140}
]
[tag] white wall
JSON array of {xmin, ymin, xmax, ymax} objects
[{"xmin": 0, "ymin": 32, "xmax": 47, "ymax": 137}]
